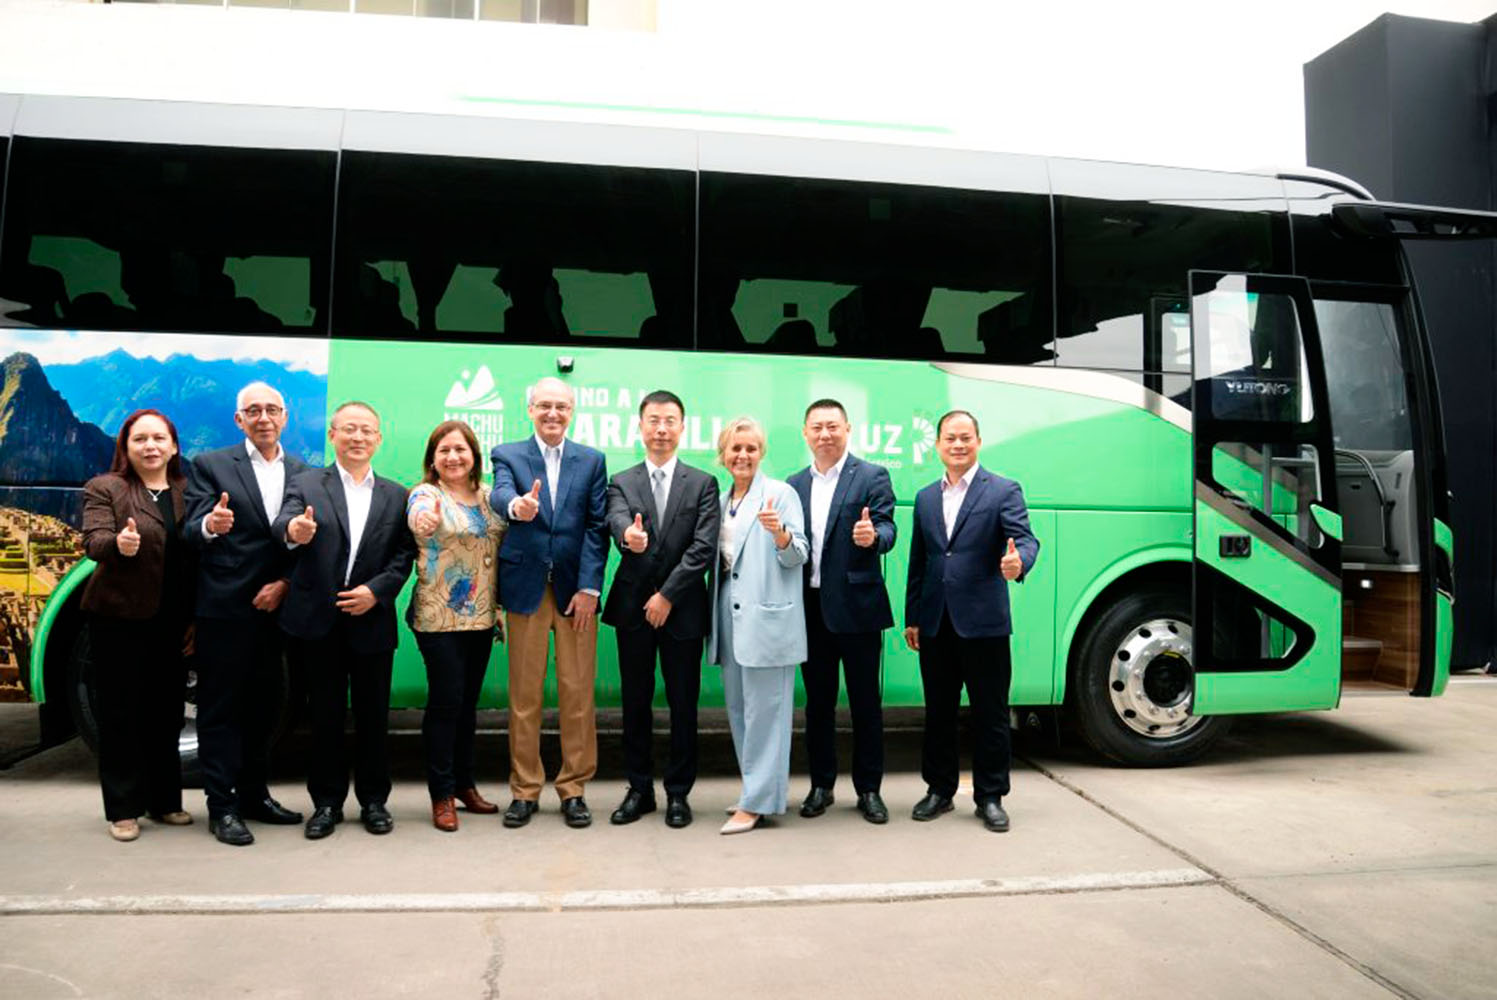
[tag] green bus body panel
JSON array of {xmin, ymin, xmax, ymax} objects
[
  {"xmin": 327, "ymin": 341, "xmax": 1188, "ymax": 710},
  {"xmin": 1192, "ymin": 501, "xmax": 1341, "ymax": 714},
  {"xmin": 1434, "ymin": 518, "xmax": 1454, "ymax": 559},
  {"xmin": 1050, "ymin": 512, "xmax": 1192, "ymax": 704},
  {"xmin": 1432, "ymin": 517, "xmax": 1455, "ymax": 697},
  {"xmin": 1309, "ymin": 505, "xmax": 1342, "ymax": 542},
  {"xmin": 29, "ymin": 557, "xmax": 97, "ymax": 703}
]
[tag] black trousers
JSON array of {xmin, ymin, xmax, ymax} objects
[
  {"xmin": 90, "ymin": 614, "xmax": 187, "ymax": 822},
  {"xmin": 918, "ymin": 612, "xmax": 1012, "ymax": 804},
  {"xmin": 616, "ymin": 624, "xmax": 703, "ymax": 798},
  {"xmin": 195, "ymin": 615, "xmax": 284, "ymax": 819},
  {"xmin": 802, "ymin": 588, "xmax": 884, "ymax": 794},
  {"xmin": 297, "ymin": 622, "xmax": 394, "ymax": 810},
  {"xmin": 415, "ymin": 628, "xmax": 492, "ymax": 801}
]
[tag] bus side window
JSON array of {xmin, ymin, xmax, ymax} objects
[
  {"xmin": 1053, "ymin": 164, "xmax": 1292, "ymax": 376},
  {"xmin": 699, "ymin": 172, "xmax": 1051, "ymax": 362},
  {"xmin": 332, "ymin": 153, "xmax": 694, "ymax": 348},
  {"xmin": 0, "ymin": 137, "xmax": 333, "ymax": 336}
]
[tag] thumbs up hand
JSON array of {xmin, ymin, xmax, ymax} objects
[
  {"xmin": 207, "ymin": 491, "xmax": 235, "ymax": 535},
  {"xmin": 116, "ymin": 516, "xmax": 141, "ymax": 557},
  {"xmin": 513, "ymin": 479, "xmax": 542, "ymax": 522},
  {"xmin": 758, "ymin": 494, "xmax": 791, "ymax": 549},
  {"xmin": 624, "ymin": 511, "xmax": 649, "ymax": 554},
  {"xmin": 852, "ymin": 505, "xmax": 876, "ymax": 548},
  {"xmin": 412, "ymin": 495, "xmax": 442, "ymax": 538},
  {"xmin": 288, "ymin": 504, "xmax": 318, "ymax": 545},
  {"xmin": 1001, "ymin": 537, "xmax": 1023, "ymax": 581}
]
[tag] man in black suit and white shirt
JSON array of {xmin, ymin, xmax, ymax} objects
[
  {"xmin": 273, "ymin": 401, "xmax": 415, "ymax": 840},
  {"xmin": 602, "ymin": 390, "xmax": 720, "ymax": 829},
  {"xmin": 788, "ymin": 399, "xmax": 897, "ymax": 824},
  {"xmin": 184, "ymin": 382, "xmax": 309, "ymax": 846}
]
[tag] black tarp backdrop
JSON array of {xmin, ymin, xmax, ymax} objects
[{"xmin": 1306, "ymin": 12, "xmax": 1497, "ymax": 671}]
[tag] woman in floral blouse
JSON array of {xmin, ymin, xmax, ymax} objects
[{"xmin": 407, "ymin": 420, "xmax": 507, "ymax": 831}]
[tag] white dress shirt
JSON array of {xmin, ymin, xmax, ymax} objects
[
  {"xmin": 940, "ymin": 464, "xmax": 980, "ymax": 541},
  {"xmin": 202, "ymin": 440, "xmax": 285, "ymax": 540},
  {"xmin": 807, "ymin": 451, "xmax": 848, "ymax": 588},
  {"xmin": 509, "ymin": 435, "xmax": 565, "ymax": 520},
  {"xmin": 338, "ymin": 462, "xmax": 376, "ymax": 586}
]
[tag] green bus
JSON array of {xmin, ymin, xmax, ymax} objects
[{"xmin": 1, "ymin": 94, "xmax": 1488, "ymax": 768}]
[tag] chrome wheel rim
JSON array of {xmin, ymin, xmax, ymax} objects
[{"xmin": 1107, "ymin": 618, "xmax": 1203, "ymax": 739}]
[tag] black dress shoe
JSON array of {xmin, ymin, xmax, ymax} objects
[
  {"xmin": 503, "ymin": 799, "xmax": 538, "ymax": 828},
  {"xmin": 304, "ymin": 806, "xmax": 343, "ymax": 840},
  {"xmin": 856, "ymin": 791, "xmax": 889, "ymax": 825},
  {"xmin": 911, "ymin": 792, "xmax": 954, "ymax": 821},
  {"xmin": 361, "ymin": 803, "xmax": 394, "ymax": 835},
  {"xmin": 976, "ymin": 799, "xmax": 1010, "ymax": 833},
  {"xmin": 240, "ymin": 797, "xmax": 303, "ymax": 826},
  {"xmin": 799, "ymin": 786, "xmax": 835, "ymax": 818},
  {"xmin": 561, "ymin": 796, "xmax": 592, "ymax": 828},
  {"xmin": 609, "ymin": 789, "xmax": 657, "ymax": 825},
  {"xmin": 665, "ymin": 796, "xmax": 692, "ymax": 829},
  {"xmin": 210, "ymin": 813, "xmax": 254, "ymax": 847}
]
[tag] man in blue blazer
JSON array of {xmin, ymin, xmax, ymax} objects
[
  {"xmin": 183, "ymin": 382, "xmax": 308, "ymax": 846},
  {"xmin": 490, "ymin": 377, "xmax": 608, "ymax": 829},
  {"xmin": 788, "ymin": 399, "xmax": 897, "ymax": 824},
  {"xmin": 904, "ymin": 410, "xmax": 1038, "ymax": 833}
]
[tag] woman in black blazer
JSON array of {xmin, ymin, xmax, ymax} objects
[{"xmin": 80, "ymin": 408, "xmax": 196, "ymax": 842}]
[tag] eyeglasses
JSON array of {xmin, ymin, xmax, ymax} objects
[
  {"xmin": 334, "ymin": 423, "xmax": 379, "ymax": 438},
  {"xmin": 532, "ymin": 401, "xmax": 573, "ymax": 414},
  {"xmin": 240, "ymin": 405, "xmax": 285, "ymax": 419}
]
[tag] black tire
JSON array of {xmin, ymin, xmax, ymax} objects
[
  {"xmin": 65, "ymin": 621, "xmax": 203, "ymax": 786},
  {"xmin": 1070, "ymin": 586, "xmax": 1231, "ymax": 766}
]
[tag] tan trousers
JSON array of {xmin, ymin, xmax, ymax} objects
[{"xmin": 505, "ymin": 585, "xmax": 598, "ymax": 801}]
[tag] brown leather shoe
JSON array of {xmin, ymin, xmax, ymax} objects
[
  {"xmin": 432, "ymin": 797, "xmax": 459, "ymax": 832},
  {"xmin": 455, "ymin": 787, "xmax": 499, "ymax": 814}
]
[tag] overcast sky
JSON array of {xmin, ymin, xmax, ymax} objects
[
  {"xmin": 652, "ymin": 0, "xmax": 1495, "ymax": 169},
  {"xmin": 0, "ymin": 0, "xmax": 1491, "ymax": 174}
]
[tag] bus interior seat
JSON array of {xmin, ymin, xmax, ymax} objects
[
  {"xmin": 67, "ymin": 291, "xmax": 135, "ymax": 328},
  {"xmin": 352, "ymin": 263, "xmax": 415, "ymax": 334},
  {"xmin": 767, "ymin": 318, "xmax": 817, "ymax": 352},
  {"xmin": 697, "ymin": 275, "xmax": 745, "ymax": 349},
  {"xmin": 496, "ymin": 262, "xmax": 570, "ymax": 342},
  {"xmin": 0, "ymin": 263, "xmax": 69, "ymax": 326},
  {"xmin": 979, "ymin": 296, "xmax": 1055, "ymax": 364},
  {"xmin": 828, "ymin": 283, "xmax": 930, "ymax": 355}
]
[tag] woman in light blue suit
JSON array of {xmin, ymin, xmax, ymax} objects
[{"xmin": 707, "ymin": 417, "xmax": 809, "ymax": 835}]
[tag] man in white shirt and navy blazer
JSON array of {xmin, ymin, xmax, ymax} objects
[
  {"xmin": 904, "ymin": 409, "xmax": 1038, "ymax": 833},
  {"xmin": 787, "ymin": 399, "xmax": 897, "ymax": 824},
  {"xmin": 183, "ymin": 382, "xmax": 308, "ymax": 847}
]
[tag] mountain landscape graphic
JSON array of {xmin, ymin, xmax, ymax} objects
[
  {"xmin": 0, "ymin": 353, "xmax": 115, "ymax": 486},
  {"xmin": 45, "ymin": 349, "xmax": 328, "ymax": 465}
]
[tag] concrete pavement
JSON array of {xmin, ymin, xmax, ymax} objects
[{"xmin": 1, "ymin": 679, "xmax": 1494, "ymax": 998}]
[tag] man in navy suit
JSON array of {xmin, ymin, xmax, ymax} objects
[
  {"xmin": 183, "ymin": 381, "xmax": 308, "ymax": 846},
  {"xmin": 273, "ymin": 401, "xmax": 416, "ymax": 840},
  {"xmin": 490, "ymin": 377, "xmax": 608, "ymax": 829},
  {"xmin": 904, "ymin": 410, "xmax": 1038, "ymax": 833},
  {"xmin": 788, "ymin": 399, "xmax": 896, "ymax": 824}
]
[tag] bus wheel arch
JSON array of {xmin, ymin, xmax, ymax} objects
[{"xmin": 1064, "ymin": 563, "xmax": 1233, "ymax": 766}]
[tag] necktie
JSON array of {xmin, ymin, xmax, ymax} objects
[
  {"xmin": 652, "ymin": 467, "xmax": 668, "ymax": 524},
  {"xmin": 546, "ymin": 446, "xmax": 560, "ymax": 510}
]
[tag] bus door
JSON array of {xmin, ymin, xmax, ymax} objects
[
  {"xmin": 1321, "ymin": 198, "xmax": 1497, "ymax": 698},
  {"xmin": 1189, "ymin": 272, "xmax": 1343, "ymax": 714}
]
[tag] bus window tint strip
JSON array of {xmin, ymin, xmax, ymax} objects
[
  {"xmin": 331, "ymin": 151, "xmax": 694, "ymax": 347},
  {"xmin": 698, "ymin": 172, "xmax": 1053, "ymax": 362}
]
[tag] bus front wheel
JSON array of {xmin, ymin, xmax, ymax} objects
[{"xmin": 1071, "ymin": 588, "xmax": 1231, "ymax": 766}]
